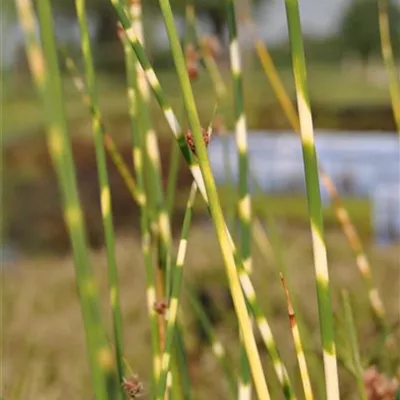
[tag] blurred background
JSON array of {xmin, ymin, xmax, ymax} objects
[{"xmin": 2, "ymin": 0, "xmax": 400, "ymax": 398}]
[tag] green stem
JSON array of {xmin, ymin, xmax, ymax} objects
[
  {"xmin": 121, "ymin": 4, "xmax": 161, "ymax": 386},
  {"xmin": 157, "ymin": 183, "xmax": 197, "ymax": 399},
  {"xmin": 341, "ymin": 291, "xmax": 367, "ymax": 400},
  {"xmin": 378, "ymin": 0, "xmax": 400, "ymax": 134},
  {"xmin": 283, "ymin": 0, "xmax": 339, "ymax": 398},
  {"xmin": 108, "ymin": 1, "xmax": 274, "ymax": 397},
  {"xmin": 226, "ymin": 1, "xmax": 252, "ymax": 396},
  {"xmin": 75, "ymin": 0, "xmax": 124, "ymax": 385},
  {"xmin": 18, "ymin": 0, "xmax": 120, "ymax": 397}
]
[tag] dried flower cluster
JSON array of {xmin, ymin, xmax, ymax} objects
[
  {"xmin": 122, "ymin": 375, "xmax": 144, "ymax": 399},
  {"xmin": 185, "ymin": 43, "xmax": 199, "ymax": 80},
  {"xmin": 185, "ymin": 128, "xmax": 210, "ymax": 155},
  {"xmin": 153, "ymin": 299, "xmax": 168, "ymax": 315},
  {"xmin": 363, "ymin": 366, "xmax": 399, "ymax": 400}
]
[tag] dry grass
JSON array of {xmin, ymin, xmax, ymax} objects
[{"xmin": 3, "ymin": 224, "xmax": 399, "ymax": 399}]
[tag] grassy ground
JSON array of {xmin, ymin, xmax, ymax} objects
[
  {"xmin": 3, "ymin": 224, "xmax": 399, "ymax": 399},
  {"xmin": 2, "ymin": 63, "xmax": 393, "ymax": 142}
]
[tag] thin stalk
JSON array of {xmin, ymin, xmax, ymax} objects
[
  {"xmin": 157, "ymin": 182, "xmax": 197, "ymax": 399},
  {"xmin": 108, "ymin": 2, "xmax": 273, "ymax": 397},
  {"xmin": 75, "ymin": 0, "xmax": 124, "ymax": 383},
  {"xmin": 129, "ymin": 0, "xmax": 174, "ymax": 300},
  {"xmin": 120, "ymin": 11, "xmax": 162, "ymax": 387},
  {"xmin": 226, "ymin": 2, "xmax": 252, "ymax": 396},
  {"xmin": 17, "ymin": 0, "xmax": 120, "ymax": 397},
  {"xmin": 174, "ymin": 324, "xmax": 192, "ymax": 400},
  {"xmin": 341, "ymin": 291, "xmax": 367, "ymax": 400},
  {"xmin": 283, "ymin": 1, "xmax": 340, "ymax": 398},
  {"xmin": 185, "ymin": 285, "xmax": 237, "ymax": 398},
  {"xmin": 166, "ymin": 138, "xmax": 181, "ymax": 216},
  {"xmin": 280, "ymin": 274, "xmax": 314, "ymax": 400},
  {"xmin": 378, "ymin": 0, "xmax": 400, "ymax": 134},
  {"xmin": 62, "ymin": 55, "xmax": 141, "ymax": 206},
  {"xmin": 252, "ymin": 21, "xmax": 388, "ymax": 329}
]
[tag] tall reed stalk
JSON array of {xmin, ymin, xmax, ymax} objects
[
  {"xmin": 246, "ymin": 6, "xmax": 388, "ymax": 330},
  {"xmin": 17, "ymin": 0, "xmax": 120, "ymax": 397},
  {"xmin": 130, "ymin": 0, "xmax": 174, "ymax": 300},
  {"xmin": 121, "ymin": 2, "xmax": 163, "ymax": 388},
  {"xmin": 283, "ymin": 0, "xmax": 340, "ymax": 398},
  {"xmin": 75, "ymin": 0, "xmax": 124, "ymax": 384},
  {"xmin": 108, "ymin": 1, "xmax": 270, "ymax": 397},
  {"xmin": 225, "ymin": 0, "xmax": 253, "ymax": 397}
]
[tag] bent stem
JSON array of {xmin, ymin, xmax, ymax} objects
[{"xmin": 283, "ymin": 0, "xmax": 340, "ymax": 398}]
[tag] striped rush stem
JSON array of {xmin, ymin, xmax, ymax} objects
[
  {"xmin": 75, "ymin": 0, "xmax": 124, "ymax": 383},
  {"xmin": 250, "ymin": 19, "xmax": 388, "ymax": 330},
  {"xmin": 283, "ymin": 0, "xmax": 340, "ymax": 398},
  {"xmin": 156, "ymin": 182, "xmax": 198, "ymax": 400},
  {"xmin": 280, "ymin": 274, "xmax": 314, "ymax": 400},
  {"xmin": 120, "ymin": 10, "xmax": 162, "ymax": 386},
  {"xmin": 108, "ymin": 2, "xmax": 273, "ymax": 398},
  {"xmin": 17, "ymin": 0, "xmax": 120, "ymax": 398},
  {"xmin": 128, "ymin": 0, "xmax": 174, "ymax": 300},
  {"xmin": 226, "ymin": 2, "xmax": 253, "ymax": 398}
]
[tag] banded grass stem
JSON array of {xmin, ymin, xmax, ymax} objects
[
  {"xmin": 156, "ymin": 182, "xmax": 198, "ymax": 400},
  {"xmin": 75, "ymin": 0, "xmax": 124, "ymax": 383},
  {"xmin": 17, "ymin": 0, "xmax": 120, "ymax": 397},
  {"xmin": 341, "ymin": 291, "xmax": 368, "ymax": 400},
  {"xmin": 112, "ymin": 0, "xmax": 270, "ymax": 396},
  {"xmin": 226, "ymin": 1, "xmax": 253, "ymax": 397},
  {"xmin": 378, "ymin": 0, "xmax": 400, "ymax": 134},
  {"xmin": 109, "ymin": 2, "xmax": 296, "ymax": 398},
  {"xmin": 250, "ymin": 18, "xmax": 388, "ymax": 330},
  {"xmin": 120, "ymin": 12, "xmax": 162, "ymax": 386},
  {"xmin": 157, "ymin": 0, "xmax": 270, "ymax": 397},
  {"xmin": 280, "ymin": 274, "xmax": 314, "ymax": 400},
  {"xmin": 185, "ymin": 285, "xmax": 237, "ymax": 398},
  {"xmin": 128, "ymin": 0, "xmax": 174, "ymax": 301},
  {"xmin": 283, "ymin": 1, "xmax": 340, "ymax": 398}
]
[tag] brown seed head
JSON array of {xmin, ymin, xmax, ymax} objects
[
  {"xmin": 153, "ymin": 299, "xmax": 168, "ymax": 315},
  {"xmin": 185, "ymin": 128, "xmax": 210, "ymax": 155},
  {"xmin": 122, "ymin": 375, "xmax": 144, "ymax": 398},
  {"xmin": 363, "ymin": 366, "xmax": 399, "ymax": 400}
]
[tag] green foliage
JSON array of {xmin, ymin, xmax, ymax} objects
[{"xmin": 340, "ymin": 0, "xmax": 400, "ymax": 61}]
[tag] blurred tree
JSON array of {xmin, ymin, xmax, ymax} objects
[{"xmin": 339, "ymin": 0, "xmax": 400, "ymax": 63}]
